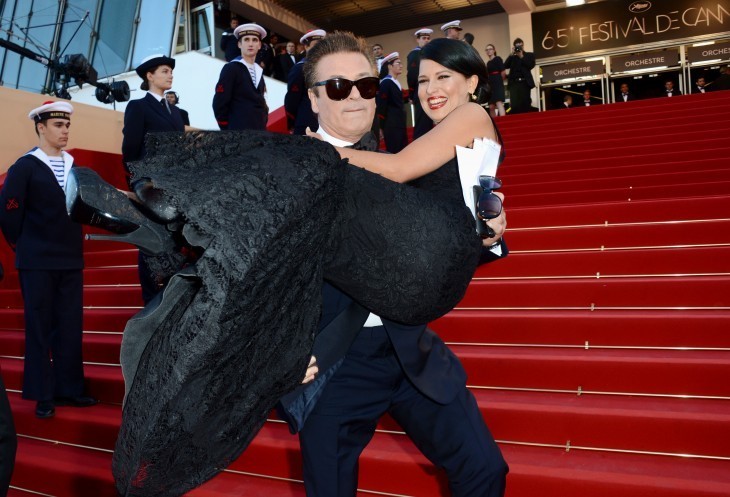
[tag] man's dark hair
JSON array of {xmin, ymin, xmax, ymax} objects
[
  {"xmin": 420, "ymin": 38, "xmax": 490, "ymax": 104},
  {"xmin": 304, "ymin": 31, "xmax": 375, "ymax": 94},
  {"xmin": 513, "ymin": 37, "xmax": 524, "ymax": 46},
  {"xmin": 372, "ymin": 43, "xmax": 382, "ymax": 50},
  {"xmin": 463, "ymin": 33, "xmax": 474, "ymax": 46}
]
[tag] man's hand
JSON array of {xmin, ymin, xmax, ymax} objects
[
  {"xmin": 481, "ymin": 192, "xmax": 506, "ymax": 248},
  {"xmin": 301, "ymin": 356, "xmax": 318, "ymax": 384}
]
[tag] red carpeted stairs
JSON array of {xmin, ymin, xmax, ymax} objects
[{"xmin": 1, "ymin": 91, "xmax": 729, "ymax": 496}]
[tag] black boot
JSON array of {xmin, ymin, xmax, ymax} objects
[{"xmin": 66, "ymin": 167, "xmax": 177, "ymax": 256}]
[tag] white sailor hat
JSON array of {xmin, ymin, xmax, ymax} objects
[
  {"xmin": 440, "ymin": 20, "xmax": 462, "ymax": 32},
  {"xmin": 381, "ymin": 52, "xmax": 400, "ymax": 65},
  {"xmin": 135, "ymin": 54, "xmax": 176, "ymax": 79},
  {"xmin": 300, "ymin": 29, "xmax": 326, "ymax": 45},
  {"xmin": 414, "ymin": 28, "xmax": 433, "ymax": 37},
  {"xmin": 234, "ymin": 23, "xmax": 267, "ymax": 40},
  {"xmin": 28, "ymin": 100, "xmax": 73, "ymax": 122}
]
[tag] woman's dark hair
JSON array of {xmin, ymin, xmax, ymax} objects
[{"xmin": 420, "ymin": 38, "xmax": 490, "ymax": 104}]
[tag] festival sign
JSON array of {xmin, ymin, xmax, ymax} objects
[
  {"xmin": 541, "ymin": 60, "xmax": 605, "ymax": 81},
  {"xmin": 532, "ymin": 0, "xmax": 730, "ymax": 59},
  {"xmin": 686, "ymin": 38, "xmax": 730, "ymax": 62},
  {"xmin": 611, "ymin": 49, "xmax": 680, "ymax": 72}
]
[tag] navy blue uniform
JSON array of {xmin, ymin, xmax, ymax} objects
[
  {"xmin": 0, "ymin": 150, "xmax": 85, "ymax": 402},
  {"xmin": 285, "ymin": 59, "xmax": 318, "ymax": 135},
  {"xmin": 213, "ymin": 60, "xmax": 268, "ymax": 131},
  {"xmin": 122, "ymin": 93, "xmax": 185, "ymax": 303},
  {"xmin": 220, "ymin": 29, "xmax": 239, "ymax": 62},
  {"xmin": 376, "ymin": 77, "xmax": 408, "ymax": 153},
  {"xmin": 407, "ymin": 47, "xmax": 432, "ymax": 139},
  {"xmin": 122, "ymin": 93, "xmax": 185, "ymax": 167}
]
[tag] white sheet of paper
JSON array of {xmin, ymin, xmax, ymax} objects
[{"xmin": 456, "ymin": 138, "xmax": 502, "ymax": 219}]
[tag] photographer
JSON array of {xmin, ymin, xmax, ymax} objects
[{"xmin": 504, "ymin": 37, "xmax": 535, "ymax": 114}]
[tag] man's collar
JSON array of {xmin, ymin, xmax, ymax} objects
[{"xmin": 318, "ymin": 126, "xmax": 355, "ymax": 147}]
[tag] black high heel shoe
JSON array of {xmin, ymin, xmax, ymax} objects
[{"xmin": 66, "ymin": 167, "xmax": 177, "ymax": 256}]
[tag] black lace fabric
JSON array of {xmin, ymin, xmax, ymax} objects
[{"xmin": 112, "ymin": 130, "xmax": 481, "ymax": 496}]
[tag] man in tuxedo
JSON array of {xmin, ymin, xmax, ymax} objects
[
  {"xmin": 407, "ymin": 28, "xmax": 433, "ymax": 139},
  {"xmin": 284, "ymin": 29, "xmax": 326, "ymax": 134},
  {"xmin": 278, "ymin": 31, "xmax": 508, "ymax": 497},
  {"xmin": 582, "ymin": 88, "xmax": 600, "ymax": 106},
  {"xmin": 213, "ymin": 23, "xmax": 268, "ymax": 130},
  {"xmin": 664, "ymin": 80, "xmax": 682, "ymax": 97},
  {"xmin": 562, "ymin": 94, "xmax": 573, "ymax": 109},
  {"xmin": 695, "ymin": 76, "xmax": 708, "ymax": 94},
  {"xmin": 617, "ymin": 82, "xmax": 637, "ymax": 102},
  {"xmin": 274, "ymin": 41, "xmax": 297, "ymax": 82},
  {"xmin": 256, "ymin": 31, "xmax": 277, "ymax": 77}
]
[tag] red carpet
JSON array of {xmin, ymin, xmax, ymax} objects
[{"xmin": 1, "ymin": 90, "xmax": 729, "ymax": 496}]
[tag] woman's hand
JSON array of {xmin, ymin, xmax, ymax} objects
[
  {"xmin": 305, "ymin": 127, "xmax": 323, "ymax": 141},
  {"xmin": 301, "ymin": 355, "xmax": 318, "ymax": 384},
  {"xmin": 481, "ymin": 192, "xmax": 506, "ymax": 248}
]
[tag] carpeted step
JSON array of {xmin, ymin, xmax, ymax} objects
[
  {"xmin": 475, "ymin": 246, "xmax": 730, "ymax": 279},
  {"xmin": 432, "ymin": 309, "xmax": 730, "ymax": 348},
  {"xmin": 500, "ymin": 146, "xmax": 730, "ymax": 174},
  {"xmin": 503, "ymin": 168, "xmax": 730, "ymax": 196},
  {"xmin": 0, "ymin": 265, "xmax": 138, "ymax": 289},
  {"xmin": 0, "ymin": 307, "xmax": 137, "ymax": 333},
  {"xmin": 0, "ymin": 329, "xmax": 122, "ymax": 365},
  {"xmin": 230, "ymin": 421, "xmax": 730, "ymax": 497},
  {"xmin": 12, "ymin": 437, "xmax": 117, "ymax": 497},
  {"xmin": 0, "ymin": 286, "xmax": 142, "ymax": 308},
  {"xmin": 1, "ymin": 357, "xmax": 124, "ymax": 403},
  {"xmin": 506, "ymin": 180, "xmax": 730, "ymax": 207},
  {"xmin": 459, "ymin": 275, "xmax": 730, "ymax": 308},
  {"xmin": 83, "ymin": 248, "xmax": 138, "ymax": 267},
  {"xmin": 505, "ymin": 219, "xmax": 730, "ymax": 251},
  {"xmin": 454, "ymin": 345, "xmax": 730, "ymax": 396},
  {"xmin": 507, "ymin": 195, "xmax": 730, "ymax": 228}
]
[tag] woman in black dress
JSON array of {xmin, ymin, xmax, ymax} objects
[{"xmin": 486, "ymin": 44, "xmax": 506, "ymax": 117}]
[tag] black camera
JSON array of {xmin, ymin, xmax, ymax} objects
[{"xmin": 514, "ymin": 45, "xmax": 522, "ymax": 52}]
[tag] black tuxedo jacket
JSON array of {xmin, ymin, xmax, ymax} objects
[
  {"xmin": 212, "ymin": 60, "xmax": 268, "ymax": 131},
  {"xmin": 122, "ymin": 93, "xmax": 185, "ymax": 164},
  {"xmin": 275, "ymin": 53, "xmax": 296, "ymax": 82}
]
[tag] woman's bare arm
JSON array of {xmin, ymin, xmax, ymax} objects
[{"xmin": 338, "ymin": 102, "xmax": 496, "ymax": 183}]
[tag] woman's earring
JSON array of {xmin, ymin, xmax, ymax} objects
[{"xmin": 469, "ymin": 92, "xmax": 477, "ymax": 102}]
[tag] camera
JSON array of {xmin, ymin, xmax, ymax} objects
[{"xmin": 514, "ymin": 45, "xmax": 522, "ymax": 53}]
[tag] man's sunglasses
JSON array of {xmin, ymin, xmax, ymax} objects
[
  {"xmin": 477, "ymin": 175, "xmax": 503, "ymax": 220},
  {"xmin": 311, "ymin": 77, "xmax": 379, "ymax": 101}
]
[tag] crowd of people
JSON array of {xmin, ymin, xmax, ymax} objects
[{"xmin": 3, "ymin": 11, "xmax": 727, "ymax": 497}]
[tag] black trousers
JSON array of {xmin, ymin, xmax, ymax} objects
[
  {"xmin": 18, "ymin": 269, "xmax": 84, "ymax": 401},
  {"xmin": 0, "ymin": 374, "xmax": 16, "ymax": 497},
  {"xmin": 508, "ymin": 80, "xmax": 532, "ymax": 114},
  {"xmin": 299, "ymin": 326, "xmax": 508, "ymax": 497}
]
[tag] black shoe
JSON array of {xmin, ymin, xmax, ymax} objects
[
  {"xmin": 54, "ymin": 396, "xmax": 98, "ymax": 408},
  {"xmin": 35, "ymin": 401, "xmax": 55, "ymax": 418},
  {"xmin": 65, "ymin": 167, "xmax": 176, "ymax": 256}
]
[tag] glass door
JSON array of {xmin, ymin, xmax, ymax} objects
[{"xmin": 190, "ymin": 2, "xmax": 214, "ymax": 56}]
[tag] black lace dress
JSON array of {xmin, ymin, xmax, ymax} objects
[{"xmin": 111, "ymin": 130, "xmax": 482, "ymax": 497}]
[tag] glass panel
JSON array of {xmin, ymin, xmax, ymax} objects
[
  {"xmin": 12, "ymin": 0, "xmax": 58, "ymax": 93},
  {"xmin": 131, "ymin": 0, "xmax": 177, "ymax": 66},
  {"xmin": 93, "ymin": 0, "xmax": 137, "ymax": 77},
  {"xmin": 175, "ymin": 8, "xmax": 186, "ymax": 54},
  {"xmin": 190, "ymin": 4, "xmax": 212, "ymax": 55},
  {"xmin": 58, "ymin": 0, "xmax": 99, "ymax": 61}
]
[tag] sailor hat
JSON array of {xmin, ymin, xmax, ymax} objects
[
  {"xmin": 440, "ymin": 20, "xmax": 462, "ymax": 32},
  {"xmin": 381, "ymin": 52, "xmax": 400, "ymax": 65},
  {"xmin": 414, "ymin": 28, "xmax": 433, "ymax": 37},
  {"xmin": 135, "ymin": 54, "xmax": 176, "ymax": 79},
  {"xmin": 28, "ymin": 100, "xmax": 73, "ymax": 122},
  {"xmin": 234, "ymin": 23, "xmax": 267, "ymax": 40},
  {"xmin": 300, "ymin": 29, "xmax": 326, "ymax": 45}
]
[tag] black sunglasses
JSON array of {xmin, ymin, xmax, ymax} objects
[
  {"xmin": 311, "ymin": 77, "xmax": 379, "ymax": 101},
  {"xmin": 477, "ymin": 175, "xmax": 503, "ymax": 220}
]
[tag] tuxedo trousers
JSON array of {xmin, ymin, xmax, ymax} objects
[{"xmin": 299, "ymin": 325, "xmax": 508, "ymax": 497}]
